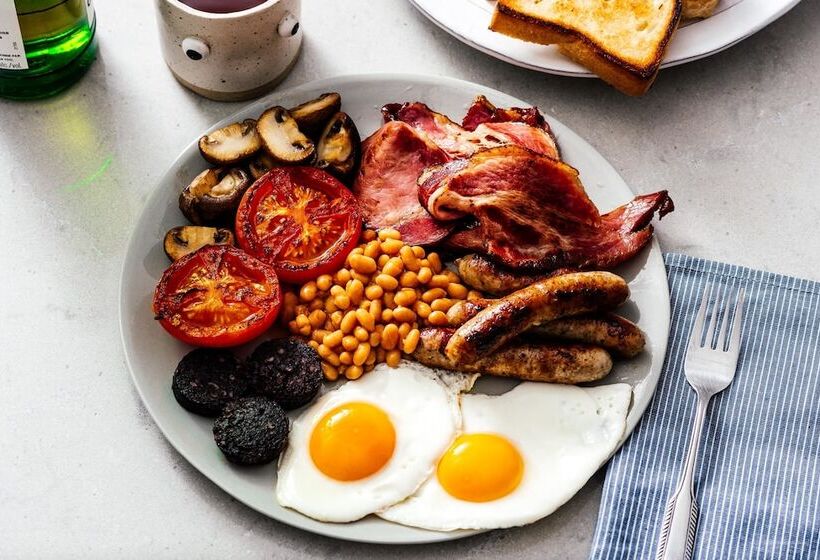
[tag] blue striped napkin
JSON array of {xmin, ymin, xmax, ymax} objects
[{"xmin": 590, "ymin": 254, "xmax": 820, "ymax": 560}]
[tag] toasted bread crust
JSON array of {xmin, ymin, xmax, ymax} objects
[
  {"xmin": 558, "ymin": 42, "xmax": 659, "ymax": 96},
  {"xmin": 490, "ymin": 3, "xmax": 682, "ymax": 96}
]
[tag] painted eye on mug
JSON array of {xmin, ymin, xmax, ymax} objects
[
  {"xmin": 181, "ymin": 37, "xmax": 210, "ymax": 61},
  {"xmin": 277, "ymin": 12, "xmax": 300, "ymax": 37}
]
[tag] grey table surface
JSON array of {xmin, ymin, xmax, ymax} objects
[{"xmin": 1, "ymin": 0, "xmax": 818, "ymax": 558}]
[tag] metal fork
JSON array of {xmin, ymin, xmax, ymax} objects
[{"xmin": 655, "ymin": 285, "xmax": 746, "ymax": 560}]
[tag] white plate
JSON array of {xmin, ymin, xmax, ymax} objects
[
  {"xmin": 119, "ymin": 73, "xmax": 670, "ymax": 544},
  {"xmin": 409, "ymin": 0, "xmax": 801, "ymax": 77}
]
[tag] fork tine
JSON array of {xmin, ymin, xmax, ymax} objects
[
  {"xmin": 728, "ymin": 288, "xmax": 746, "ymax": 353},
  {"xmin": 689, "ymin": 284, "xmax": 712, "ymax": 349},
  {"xmin": 704, "ymin": 284, "xmax": 723, "ymax": 348},
  {"xmin": 716, "ymin": 287, "xmax": 735, "ymax": 351}
]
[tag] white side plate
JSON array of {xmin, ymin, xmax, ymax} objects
[
  {"xmin": 119, "ymin": 73, "xmax": 670, "ymax": 544},
  {"xmin": 409, "ymin": 0, "xmax": 801, "ymax": 77}
]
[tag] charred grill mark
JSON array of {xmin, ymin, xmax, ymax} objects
[
  {"xmin": 553, "ymin": 286, "xmax": 613, "ymax": 309},
  {"xmin": 658, "ymin": 194, "xmax": 675, "ymax": 218},
  {"xmin": 553, "ymin": 345, "xmax": 578, "ymax": 364},
  {"xmin": 380, "ymin": 103, "xmax": 402, "ymax": 122},
  {"xmin": 460, "ymin": 299, "xmax": 532, "ymax": 357}
]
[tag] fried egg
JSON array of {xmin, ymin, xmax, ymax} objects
[
  {"xmin": 276, "ymin": 362, "xmax": 476, "ymax": 522},
  {"xmin": 379, "ymin": 382, "xmax": 632, "ymax": 530}
]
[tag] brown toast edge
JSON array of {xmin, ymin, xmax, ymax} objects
[{"xmin": 490, "ymin": 3, "xmax": 682, "ymax": 96}]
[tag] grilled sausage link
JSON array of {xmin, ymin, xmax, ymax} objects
[
  {"xmin": 447, "ymin": 300, "xmax": 644, "ymax": 359},
  {"xmin": 413, "ymin": 328, "xmax": 612, "ymax": 384},
  {"xmin": 455, "ymin": 254, "xmax": 575, "ymax": 296},
  {"xmin": 534, "ymin": 314, "xmax": 645, "ymax": 358},
  {"xmin": 445, "ymin": 271, "xmax": 629, "ymax": 364}
]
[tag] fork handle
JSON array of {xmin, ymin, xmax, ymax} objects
[{"xmin": 656, "ymin": 394, "xmax": 710, "ymax": 560}]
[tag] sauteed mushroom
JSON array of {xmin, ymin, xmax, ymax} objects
[
  {"xmin": 248, "ymin": 151, "xmax": 276, "ymax": 180},
  {"xmin": 288, "ymin": 92, "xmax": 341, "ymax": 138},
  {"xmin": 163, "ymin": 226, "xmax": 235, "ymax": 261},
  {"xmin": 256, "ymin": 107, "xmax": 315, "ymax": 165},
  {"xmin": 315, "ymin": 112, "xmax": 361, "ymax": 179},
  {"xmin": 179, "ymin": 167, "xmax": 251, "ymax": 225},
  {"xmin": 198, "ymin": 119, "xmax": 261, "ymax": 165}
]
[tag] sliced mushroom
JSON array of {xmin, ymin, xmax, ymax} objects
[
  {"xmin": 198, "ymin": 119, "xmax": 262, "ymax": 165},
  {"xmin": 163, "ymin": 226, "xmax": 235, "ymax": 261},
  {"xmin": 288, "ymin": 92, "xmax": 341, "ymax": 138},
  {"xmin": 248, "ymin": 151, "xmax": 276, "ymax": 180},
  {"xmin": 179, "ymin": 167, "xmax": 251, "ymax": 225},
  {"xmin": 315, "ymin": 112, "xmax": 361, "ymax": 179},
  {"xmin": 256, "ymin": 106, "xmax": 315, "ymax": 165}
]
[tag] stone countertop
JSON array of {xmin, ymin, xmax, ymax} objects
[{"xmin": 1, "ymin": 0, "xmax": 818, "ymax": 558}]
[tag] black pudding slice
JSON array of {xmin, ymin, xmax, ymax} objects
[
  {"xmin": 247, "ymin": 338, "xmax": 323, "ymax": 410},
  {"xmin": 213, "ymin": 397, "xmax": 289, "ymax": 465},
  {"xmin": 172, "ymin": 348, "xmax": 248, "ymax": 416}
]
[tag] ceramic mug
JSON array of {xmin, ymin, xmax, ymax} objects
[{"xmin": 154, "ymin": 0, "xmax": 302, "ymax": 101}]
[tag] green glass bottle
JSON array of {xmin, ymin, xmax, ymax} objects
[{"xmin": 0, "ymin": 0, "xmax": 97, "ymax": 100}]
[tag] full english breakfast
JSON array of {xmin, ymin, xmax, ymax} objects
[{"xmin": 147, "ymin": 92, "xmax": 673, "ymax": 530}]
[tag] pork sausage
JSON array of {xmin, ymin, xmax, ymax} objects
[
  {"xmin": 455, "ymin": 254, "xmax": 575, "ymax": 296},
  {"xmin": 534, "ymin": 314, "xmax": 645, "ymax": 358},
  {"xmin": 445, "ymin": 271, "xmax": 629, "ymax": 364},
  {"xmin": 447, "ymin": 299, "xmax": 644, "ymax": 358},
  {"xmin": 413, "ymin": 328, "xmax": 612, "ymax": 384}
]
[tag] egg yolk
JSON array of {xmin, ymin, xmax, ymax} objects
[
  {"xmin": 436, "ymin": 433, "xmax": 524, "ymax": 502},
  {"xmin": 309, "ymin": 402, "xmax": 396, "ymax": 481}
]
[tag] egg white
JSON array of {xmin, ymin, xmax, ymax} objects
[
  {"xmin": 276, "ymin": 362, "xmax": 476, "ymax": 523},
  {"xmin": 379, "ymin": 382, "xmax": 632, "ymax": 531}
]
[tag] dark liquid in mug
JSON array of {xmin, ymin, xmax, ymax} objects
[{"xmin": 179, "ymin": 0, "xmax": 267, "ymax": 13}]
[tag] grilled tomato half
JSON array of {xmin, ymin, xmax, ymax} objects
[
  {"xmin": 235, "ymin": 166, "xmax": 361, "ymax": 283},
  {"xmin": 153, "ymin": 245, "xmax": 281, "ymax": 347}
]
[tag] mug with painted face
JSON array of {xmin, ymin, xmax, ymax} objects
[{"xmin": 155, "ymin": 0, "xmax": 301, "ymax": 101}]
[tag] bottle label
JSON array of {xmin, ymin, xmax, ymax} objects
[{"xmin": 0, "ymin": 1, "xmax": 29, "ymax": 70}]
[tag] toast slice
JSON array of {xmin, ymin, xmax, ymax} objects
[
  {"xmin": 682, "ymin": 0, "xmax": 719, "ymax": 19},
  {"xmin": 490, "ymin": 0, "xmax": 682, "ymax": 96}
]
